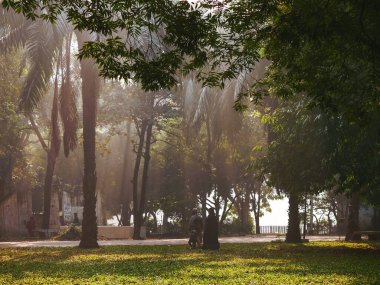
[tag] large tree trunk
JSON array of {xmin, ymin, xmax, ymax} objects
[
  {"xmin": 77, "ymin": 32, "xmax": 99, "ymax": 248},
  {"xmin": 345, "ymin": 192, "xmax": 360, "ymax": 241},
  {"xmin": 132, "ymin": 120, "xmax": 147, "ymax": 239},
  {"xmin": 286, "ymin": 192, "xmax": 302, "ymax": 243}
]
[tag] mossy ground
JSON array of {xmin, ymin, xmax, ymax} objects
[{"xmin": 0, "ymin": 242, "xmax": 379, "ymax": 284}]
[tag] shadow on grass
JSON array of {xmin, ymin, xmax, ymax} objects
[{"xmin": 0, "ymin": 242, "xmax": 379, "ymax": 283}]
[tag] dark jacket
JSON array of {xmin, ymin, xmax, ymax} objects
[
  {"xmin": 202, "ymin": 213, "xmax": 219, "ymax": 249},
  {"xmin": 189, "ymin": 214, "xmax": 203, "ymax": 232}
]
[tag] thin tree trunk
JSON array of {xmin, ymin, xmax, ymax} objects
[
  {"xmin": 303, "ymin": 196, "xmax": 307, "ymax": 239},
  {"xmin": 41, "ymin": 152, "xmax": 57, "ymax": 230},
  {"xmin": 309, "ymin": 196, "xmax": 314, "ymax": 234},
  {"xmin": 256, "ymin": 192, "xmax": 261, "ymax": 234},
  {"xmin": 135, "ymin": 121, "xmax": 153, "ymax": 239},
  {"xmin": 286, "ymin": 192, "xmax": 302, "ymax": 243},
  {"xmin": 132, "ymin": 120, "xmax": 147, "ymax": 239},
  {"xmin": 151, "ymin": 211, "xmax": 158, "ymax": 232},
  {"xmin": 42, "ymin": 63, "xmax": 61, "ymax": 230},
  {"xmin": 255, "ymin": 216, "xmax": 260, "ymax": 235},
  {"xmin": 254, "ymin": 191, "xmax": 261, "ymax": 234},
  {"xmin": 201, "ymin": 193, "xmax": 207, "ymax": 225},
  {"xmin": 252, "ymin": 192, "xmax": 259, "ymax": 234},
  {"xmin": 219, "ymin": 196, "xmax": 234, "ymax": 230},
  {"xmin": 345, "ymin": 192, "xmax": 360, "ymax": 241},
  {"xmin": 239, "ymin": 187, "xmax": 250, "ymax": 233},
  {"xmin": 202, "ymin": 113, "xmax": 212, "ymax": 225},
  {"xmin": 77, "ymin": 32, "xmax": 99, "ymax": 248},
  {"xmin": 121, "ymin": 120, "xmax": 132, "ymax": 226}
]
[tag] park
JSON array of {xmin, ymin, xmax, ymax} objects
[{"xmin": 0, "ymin": 1, "xmax": 380, "ymax": 284}]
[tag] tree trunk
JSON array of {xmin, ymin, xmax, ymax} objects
[
  {"xmin": 42, "ymin": 69, "xmax": 60, "ymax": 230},
  {"xmin": 286, "ymin": 192, "xmax": 302, "ymax": 243},
  {"xmin": 41, "ymin": 151, "xmax": 57, "ymax": 229},
  {"xmin": 255, "ymin": 215, "xmax": 260, "ymax": 235},
  {"xmin": 373, "ymin": 208, "xmax": 380, "ymax": 230},
  {"xmin": 121, "ymin": 120, "xmax": 132, "ymax": 226},
  {"xmin": 241, "ymin": 188, "xmax": 251, "ymax": 233},
  {"xmin": 134, "ymin": 121, "xmax": 153, "ymax": 239},
  {"xmin": 252, "ymin": 190, "xmax": 261, "ymax": 234},
  {"xmin": 219, "ymin": 196, "xmax": 233, "ymax": 230},
  {"xmin": 77, "ymin": 32, "xmax": 100, "ymax": 248},
  {"xmin": 162, "ymin": 212, "xmax": 169, "ymax": 234},
  {"xmin": 151, "ymin": 211, "xmax": 158, "ymax": 232},
  {"xmin": 202, "ymin": 112, "xmax": 212, "ymax": 226},
  {"xmin": 345, "ymin": 192, "xmax": 360, "ymax": 241},
  {"xmin": 201, "ymin": 193, "xmax": 207, "ymax": 226},
  {"xmin": 309, "ymin": 196, "xmax": 314, "ymax": 234},
  {"xmin": 132, "ymin": 120, "xmax": 147, "ymax": 239}
]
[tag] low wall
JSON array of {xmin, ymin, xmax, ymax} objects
[
  {"xmin": 60, "ymin": 226, "xmax": 146, "ymax": 239},
  {"xmin": 0, "ymin": 191, "xmax": 32, "ymax": 236}
]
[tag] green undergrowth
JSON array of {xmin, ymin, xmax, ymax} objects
[
  {"xmin": 0, "ymin": 242, "xmax": 379, "ymax": 284},
  {"xmin": 54, "ymin": 225, "xmax": 81, "ymax": 241}
]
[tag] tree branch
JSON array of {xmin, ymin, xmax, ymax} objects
[{"xmin": 28, "ymin": 114, "xmax": 49, "ymax": 153}]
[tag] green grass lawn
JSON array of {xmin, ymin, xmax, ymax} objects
[{"xmin": 0, "ymin": 242, "xmax": 379, "ymax": 284}]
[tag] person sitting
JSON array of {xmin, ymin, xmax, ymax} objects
[
  {"xmin": 202, "ymin": 207, "xmax": 220, "ymax": 250},
  {"xmin": 188, "ymin": 208, "xmax": 203, "ymax": 248}
]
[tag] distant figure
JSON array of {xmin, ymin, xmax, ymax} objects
[
  {"xmin": 202, "ymin": 207, "xmax": 220, "ymax": 250},
  {"xmin": 24, "ymin": 216, "xmax": 36, "ymax": 237},
  {"xmin": 188, "ymin": 208, "xmax": 203, "ymax": 248},
  {"xmin": 73, "ymin": 213, "xmax": 80, "ymax": 225}
]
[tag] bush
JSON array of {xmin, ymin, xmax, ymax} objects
[
  {"xmin": 54, "ymin": 225, "xmax": 81, "ymax": 240},
  {"xmin": 221, "ymin": 216, "xmax": 254, "ymax": 235}
]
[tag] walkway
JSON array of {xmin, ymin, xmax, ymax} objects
[{"xmin": 0, "ymin": 235, "xmax": 341, "ymax": 248}]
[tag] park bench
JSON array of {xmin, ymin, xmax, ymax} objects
[{"xmin": 353, "ymin": 231, "xmax": 380, "ymax": 241}]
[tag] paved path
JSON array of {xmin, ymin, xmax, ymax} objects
[{"xmin": 0, "ymin": 235, "xmax": 342, "ymax": 248}]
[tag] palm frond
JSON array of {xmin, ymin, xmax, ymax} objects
[
  {"xmin": 19, "ymin": 61, "xmax": 53, "ymax": 112},
  {"xmin": 60, "ymin": 78, "xmax": 78, "ymax": 157},
  {"xmin": 0, "ymin": 22, "xmax": 28, "ymax": 55},
  {"xmin": 184, "ymin": 78, "xmax": 194, "ymax": 121},
  {"xmin": 192, "ymin": 86, "xmax": 209, "ymax": 125},
  {"xmin": 19, "ymin": 19, "xmax": 67, "ymax": 112},
  {"xmin": 0, "ymin": 7, "xmax": 26, "ymax": 28},
  {"xmin": 217, "ymin": 79, "xmax": 243, "ymax": 141},
  {"xmin": 18, "ymin": 51, "xmax": 28, "ymax": 76},
  {"xmin": 60, "ymin": 35, "xmax": 78, "ymax": 157},
  {"xmin": 51, "ymin": 66, "xmax": 61, "ymax": 157}
]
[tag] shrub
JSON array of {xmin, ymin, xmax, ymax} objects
[{"xmin": 54, "ymin": 225, "xmax": 81, "ymax": 240}]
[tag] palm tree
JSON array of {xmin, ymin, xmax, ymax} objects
[
  {"xmin": 0, "ymin": 9, "xmax": 77, "ymax": 232},
  {"xmin": 76, "ymin": 31, "xmax": 100, "ymax": 248},
  {"xmin": 2, "ymin": 12, "xmax": 101, "ymax": 246},
  {"xmin": 181, "ymin": 72, "xmax": 247, "ymax": 223}
]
